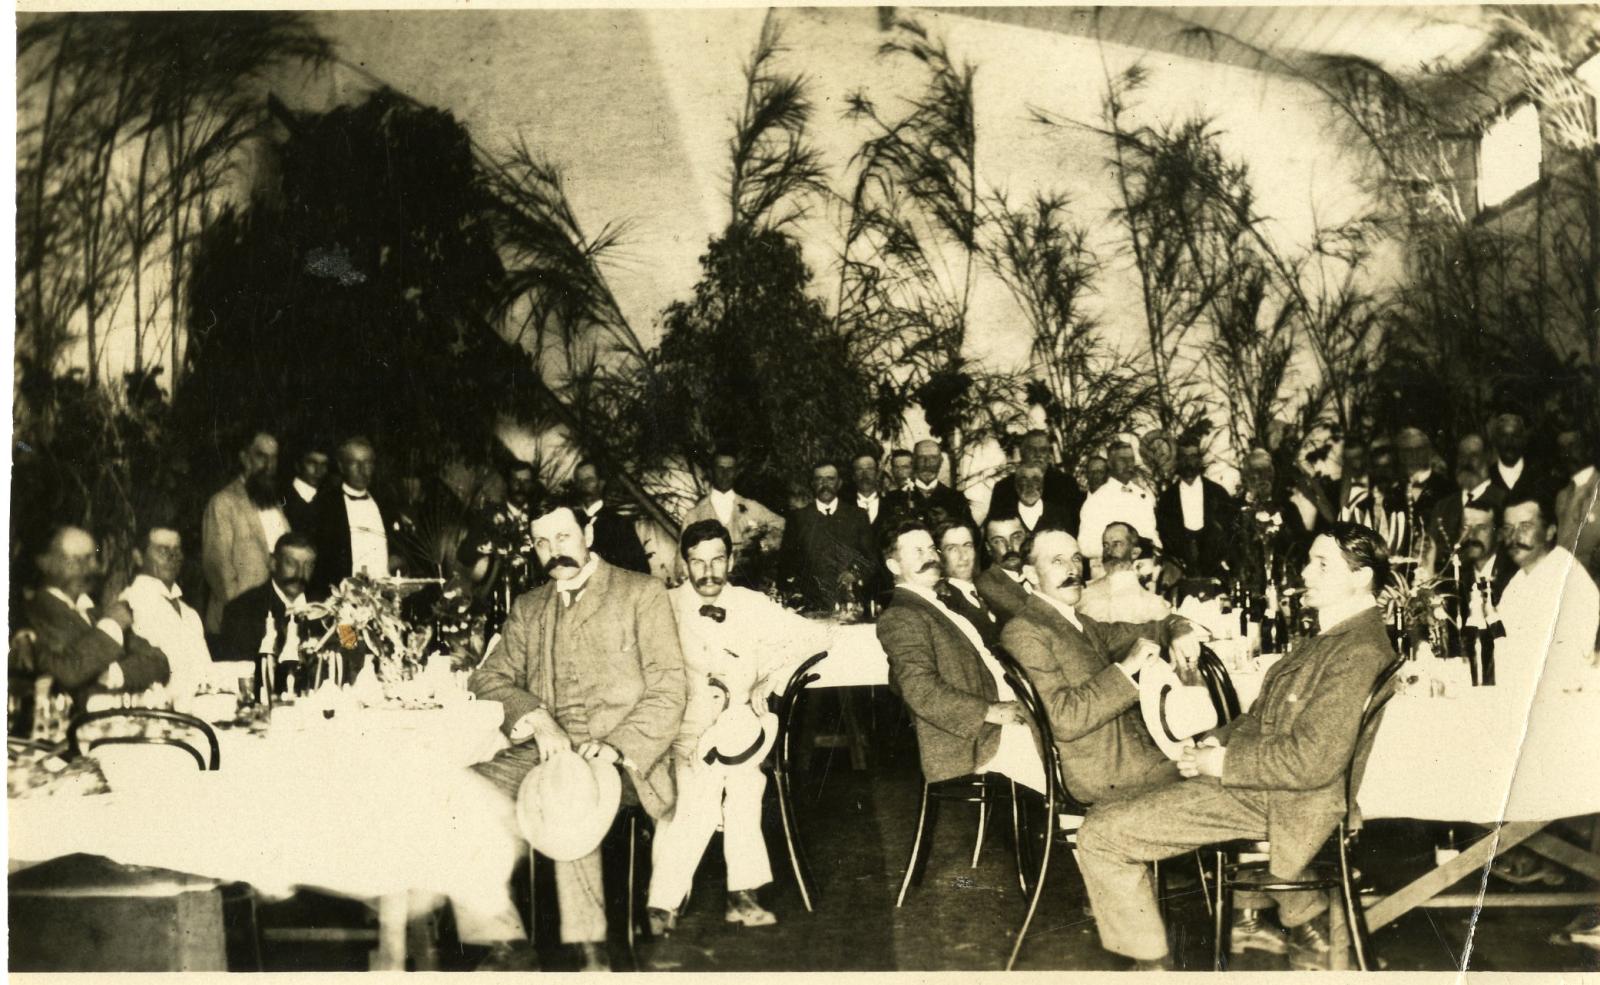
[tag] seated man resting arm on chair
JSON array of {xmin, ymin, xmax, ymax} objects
[{"xmin": 1073, "ymin": 522, "xmax": 1397, "ymax": 971}]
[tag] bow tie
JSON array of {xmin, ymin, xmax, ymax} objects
[
  {"xmin": 345, "ymin": 492, "xmax": 371, "ymax": 501},
  {"xmin": 699, "ymin": 604, "xmax": 727, "ymax": 623}
]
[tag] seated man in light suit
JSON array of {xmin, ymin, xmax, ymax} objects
[
  {"xmin": 877, "ymin": 516, "xmax": 1046, "ymax": 796},
  {"xmin": 646, "ymin": 519, "xmax": 828, "ymax": 935},
  {"xmin": 469, "ymin": 494, "xmax": 686, "ymax": 971},
  {"xmin": 1000, "ymin": 527, "xmax": 1199, "ymax": 806},
  {"xmin": 1074, "ymin": 522, "xmax": 1397, "ymax": 971}
]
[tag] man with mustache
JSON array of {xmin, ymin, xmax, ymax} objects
[
  {"xmin": 1422, "ymin": 434, "xmax": 1505, "ymax": 576},
  {"xmin": 679, "ymin": 448, "xmax": 786, "ymax": 583},
  {"xmin": 1494, "ymin": 492, "xmax": 1600, "ymax": 698},
  {"xmin": 1079, "ymin": 440, "xmax": 1161, "ymax": 580},
  {"xmin": 202, "ymin": 430, "xmax": 290, "ymax": 634},
  {"xmin": 470, "ymin": 495, "xmax": 685, "ymax": 971},
  {"xmin": 646, "ymin": 519, "xmax": 826, "ymax": 936},
  {"xmin": 1077, "ymin": 522, "xmax": 1171, "ymax": 625},
  {"xmin": 1073, "ymin": 523, "xmax": 1397, "ymax": 971},
  {"xmin": 975, "ymin": 515, "xmax": 1036, "ymax": 623},
  {"xmin": 883, "ymin": 439, "xmax": 973, "ymax": 526},
  {"xmin": 888, "ymin": 448, "xmax": 916, "ymax": 492},
  {"xmin": 986, "ymin": 430, "xmax": 1085, "ymax": 535},
  {"xmin": 1001, "ymin": 528, "xmax": 1200, "ymax": 806},
  {"xmin": 311, "ymin": 436, "xmax": 397, "ymax": 594},
  {"xmin": 573, "ymin": 458, "xmax": 651, "ymax": 575},
  {"xmin": 1488, "ymin": 409, "xmax": 1544, "ymax": 502},
  {"xmin": 218, "ymin": 533, "xmax": 320, "ymax": 690},
  {"xmin": 777, "ymin": 460, "xmax": 876, "ymax": 613},
  {"xmin": 878, "ymin": 517, "xmax": 1047, "ymax": 800},
  {"xmin": 1156, "ymin": 437, "xmax": 1236, "ymax": 587}
]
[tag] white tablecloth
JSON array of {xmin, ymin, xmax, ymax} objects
[
  {"xmin": 8, "ymin": 702, "xmax": 520, "ymax": 919},
  {"xmin": 807, "ymin": 622, "xmax": 890, "ymax": 688},
  {"xmin": 1358, "ymin": 688, "xmax": 1600, "ymax": 823}
]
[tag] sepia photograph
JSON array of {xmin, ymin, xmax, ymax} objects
[{"xmin": 8, "ymin": 1, "xmax": 1600, "ymax": 976}]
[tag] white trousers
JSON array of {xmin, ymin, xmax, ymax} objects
[
  {"xmin": 647, "ymin": 754, "xmax": 772, "ymax": 911},
  {"xmin": 979, "ymin": 721, "xmax": 1048, "ymax": 795}
]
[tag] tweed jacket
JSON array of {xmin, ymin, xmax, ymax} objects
[
  {"xmin": 677, "ymin": 492, "xmax": 786, "ymax": 578},
  {"xmin": 1556, "ymin": 469, "xmax": 1600, "ymax": 585},
  {"xmin": 201, "ymin": 477, "xmax": 277, "ymax": 632},
  {"xmin": 469, "ymin": 557, "xmax": 687, "ymax": 819},
  {"xmin": 1002, "ymin": 595, "xmax": 1177, "ymax": 804},
  {"xmin": 877, "ymin": 587, "xmax": 1002, "ymax": 784},
  {"xmin": 20, "ymin": 590, "xmax": 171, "ymax": 711},
  {"xmin": 975, "ymin": 565, "xmax": 1032, "ymax": 624},
  {"xmin": 1213, "ymin": 606, "xmax": 1395, "ymax": 879}
]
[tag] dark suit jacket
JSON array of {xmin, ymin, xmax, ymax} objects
[
  {"xmin": 20, "ymin": 590, "xmax": 170, "ymax": 710},
  {"xmin": 1490, "ymin": 456, "xmax": 1548, "ymax": 503},
  {"xmin": 986, "ymin": 468, "xmax": 1084, "ymax": 534},
  {"xmin": 877, "ymin": 587, "xmax": 1002, "ymax": 783},
  {"xmin": 1425, "ymin": 485, "xmax": 1507, "ymax": 568},
  {"xmin": 975, "ymin": 565, "xmax": 1032, "ymax": 624},
  {"xmin": 217, "ymin": 582, "xmax": 332, "ymax": 690},
  {"xmin": 1001, "ymin": 596, "xmax": 1178, "ymax": 804},
  {"xmin": 1156, "ymin": 478, "xmax": 1236, "ymax": 580},
  {"xmin": 1212, "ymin": 607, "xmax": 1395, "ymax": 878},
  {"xmin": 778, "ymin": 501, "xmax": 876, "ymax": 612},
  {"xmin": 883, "ymin": 483, "xmax": 973, "ymax": 526},
  {"xmin": 584, "ymin": 503, "xmax": 650, "ymax": 574},
  {"xmin": 284, "ymin": 486, "xmax": 320, "ymax": 535},
  {"xmin": 469, "ymin": 558, "xmax": 686, "ymax": 818},
  {"xmin": 937, "ymin": 579, "xmax": 1002, "ymax": 650},
  {"xmin": 312, "ymin": 489, "xmax": 397, "ymax": 595}
]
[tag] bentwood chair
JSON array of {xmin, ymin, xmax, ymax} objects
[
  {"xmin": 772, "ymin": 651, "xmax": 830, "ymax": 912},
  {"xmin": 1208, "ymin": 657, "xmax": 1402, "ymax": 971},
  {"xmin": 67, "ymin": 708, "xmax": 220, "ymax": 770}
]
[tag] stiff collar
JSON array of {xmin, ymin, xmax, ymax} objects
[
  {"xmin": 1315, "ymin": 601, "xmax": 1378, "ymax": 637},
  {"xmin": 131, "ymin": 573, "xmax": 181, "ymax": 600},
  {"xmin": 1033, "ymin": 590, "xmax": 1084, "ymax": 631}
]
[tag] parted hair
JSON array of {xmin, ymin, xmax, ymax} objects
[
  {"xmin": 1326, "ymin": 521, "xmax": 1392, "ymax": 594},
  {"xmin": 679, "ymin": 518, "xmax": 733, "ymax": 562}
]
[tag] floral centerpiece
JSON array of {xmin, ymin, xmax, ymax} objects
[{"xmin": 300, "ymin": 573, "xmax": 444, "ymax": 687}]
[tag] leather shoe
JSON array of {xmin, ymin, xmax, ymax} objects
[
  {"xmin": 475, "ymin": 941, "xmax": 540, "ymax": 972},
  {"xmin": 725, "ymin": 889, "xmax": 777, "ymax": 927},
  {"xmin": 575, "ymin": 942, "xmax": 611, "ymax": 972},
  {"xmin": 1288, "ymin": 918, "xmax": 1331, "ymax": 971},
  {"xmin": 1230, "ymin": 912, "xmax": 1288, "ymax": 955},
  {"xmin": 647, "ymin": 906, "xmax": 677, "ymax": 938}
]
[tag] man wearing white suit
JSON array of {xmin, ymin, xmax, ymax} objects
[
  {"xmin": 677, "ymin": 449, "xmax": 785, "ymax": 581},
  {"xmin": 647, "ymin": 519, "xmax": 827, "ymax": 935}
]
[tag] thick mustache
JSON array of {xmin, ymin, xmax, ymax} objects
[
  {"xmin": 544, "ymin": 555, "xmax": 580, "ymax": 573},
  {"xmin": 919, "ymin": 560, "xmax": 940, "ymax": 573},
  {"xmin": 693, "ymin": 575, "xmax": 725, "ymax": 589}
]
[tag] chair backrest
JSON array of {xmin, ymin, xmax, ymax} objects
[
  {"xmin": 67, "ymin": 708, "xmax": 221, "ymax": 771},
  {"xmin": 1344, "ymin": 656, "xmax": 1404, "ymax": 827},
  {"xmin": 990, "ymin": 646, "xmax": 1092, "ymax": 817},
  {"xmin": 1196, "ymin": 644, "xmax": 1241, "ymax": 723}
]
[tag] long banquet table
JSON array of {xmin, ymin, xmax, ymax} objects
[{"xmin": 8, "ymin": 699, "xmax": 521, "ymax": 970}]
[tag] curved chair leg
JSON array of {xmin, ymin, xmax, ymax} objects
[
  {"xmin": 1338, "ymin": 827, "xmax": 1371, "ymax": 972},
  {"xmin": 971, "ymin": 780, "xmax": 990, "ymax": 869},
  {"xmin": 896, "ymin": 782, "xmax": 933, "ymax": 907},
  {"xmin": 774, "ymin": 759, "xmax": 815, "ymax": 911},
  {"xmin": 1195, "ymin": 850, "xmax": 1213, "ymax": 917},
  {"xmin": 1211, "ymin": 850, "xmax": 1226, "ymax": 972},
  {"xmin": 1005, "ymin": 790, "xmax": 1056, "ymax": 971},
  {"xmin": 1008, "ymin": 780, "xmax": 1029, "ymax": 897},
  {"xmin": 626, "ymin": 813, "xmax": 639, "ymax": 958}
]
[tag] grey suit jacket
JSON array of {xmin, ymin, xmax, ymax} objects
[
  {"xmin": 975, "ymin": 565, "xmax": 1032, "ymax": 623},
  {"xmin": 1214, "ymin": 607, "xmax": 1395, "ymax": 878},
  {"xmin": 1557, "ymin": 472, "xmax": 1600, "ymax": 586},
  {"xmin": 468, "ymin": 557, "xmax": 687, "ymax": 819},
  {"xmin": 1001, "ymin": 596, "xmax": 1177, "ymax": 804},
  {"xmin": 877, "ymin": 587, "xmax": 1002, "ymax": 783},
  {"xmin": 201, "ymin": 477, "xmax": 274, "ymax": 633}
]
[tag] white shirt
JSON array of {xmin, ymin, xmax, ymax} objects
[
  {"xmin": 292, "ymin": 478, "xmax": 319, "ymax": 505},
  {"xmin": 1499, "ymin": 546, "xmax": 1600, "ymax": 695},
  {"xmin": 1017, "ymin": 499, "xmax": 1044, "ymax": 531},
  {"xmin": 913, "ymin": 479, "xmax": 941, "ymax": 495},
  {"xmin": 814, "ymin": 499, "xmax": 837, "ymax": 517},
  {"xmin": 1461, "ymin": 478, "xmax": 1492, "ymax": 510},
  {"xmin": 1078, "ymin": 481, "xmax": 1160, "ymax": 560},
  {"xmin": 1573, "ymin": 466, "xmax": 1597, "ymax": 490},
  {"xmin": 901, "ymin": 583, "xmax": 1016, "ymax": 701},
  {"xmin": 258, "ymin": 506, "xmax": 290, "ymax": 557},
  {"xmin": 857, "ymin": 492, "xmax": 880, "ymax": 525},
  {"xmin": 947, "ymin": 576, "xmax": 982, "ymax": 609},
  {"xmin": 710, "ymin": 488, "xmax": 737, "ymax": 530},
  {"xmin": 669, "ymin": 583, "xmax": 829, "ymax": 746},
  {"xmin": 1498, "ymin": 458, "xmax": 1525, "ymax": 490},
  {"xmin": 119, "ymin": 575, "xmax": 210, "ymax": 699},
  {"xmin": 342, "ymin": 484, "xmax": 389, "ymax": 577},
  {"xmin": 1178, "ymin": 477, "xmax": 1206, "ymax": 531},
  {"xmin": 1077, "ymin": 569, "xmax": 1172, "ymax": 625},
  {"xmin": 272, "ymin": 580, "xmax": 308, "ymax": 612}
]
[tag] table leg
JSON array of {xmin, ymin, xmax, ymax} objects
[
  {"xmin": 1365, "ymin": 821, "xmax": 1545, "ymax": 931},
  {"xmin": 1523, "ymin": 831, "xmax": 1600, "ymax": 882},
  {"xmin": 372, "ymin": 892, "xmax": 408, "ymax": 971}
]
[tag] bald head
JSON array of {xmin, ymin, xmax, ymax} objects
[
  {"xmin": 1030, "ymin": 528, "xmax": 1084, "ymax": 605},
  {"xmin": 38, "ymin": 526, "xmax": 98, "ymax": 598},
  {"xmin": 912, "ymin": 440, "xmax": 943, "ymax": 485}
]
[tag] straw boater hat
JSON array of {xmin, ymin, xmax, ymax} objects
[
  {"xmin": 693, "ymin": 678, "xmax": 778, "ymax": 770},
  {"xmin": 1139, "ymin": 658, "xmax": 1226, "ymax": 761},
  {"xmin": 515, "ymin": 750, "xmax": 621, "ymax": 861}
]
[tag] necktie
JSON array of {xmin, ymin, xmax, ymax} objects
[
  {"xmin": 561, "ymin": 587, "xmax": 583, "ymax": 609},
  {"xmin": 168, "ymin": 595, "xmax": 183, "ymax": 616},
  {"xmin": 699, "ymin": 604, "xmax": 727, "ymax": 623}
]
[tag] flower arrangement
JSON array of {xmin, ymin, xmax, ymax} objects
[
  {"xmin": 1382, "ymin": 566, "xmax": 1456, "ymax": 655},
  {"xmin": 300, "ymin": 573, "xmax": 443, "ymax": 684}
]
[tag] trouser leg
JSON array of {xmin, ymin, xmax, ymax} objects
[
  {"xmin": 722, "ymin": 764, "xmax": 773, "ymax": 893},
  {"xmin": 1077, "ymin": 778, "xmax": 1268, "ymax": 961},
  {"xmin": 647, "ymin": 758, "xmax": 723, "ymax": 911},
  {"xmin": 554, "ymin": 847, "xmax": 609, "ymax": 944}
]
